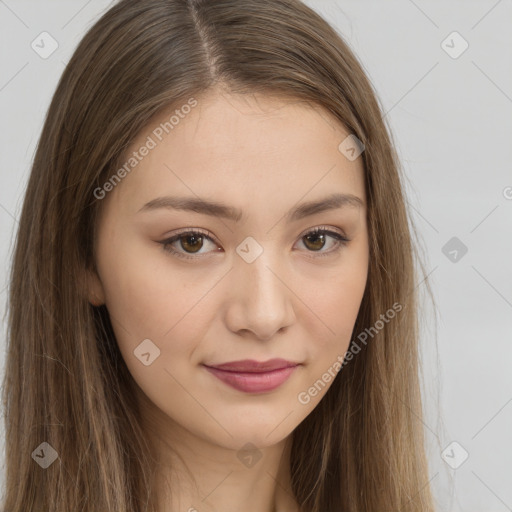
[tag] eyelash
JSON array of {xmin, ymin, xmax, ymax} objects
[{"xmin": 159, "ymin": 226, "xmax": 350, "ymax": 261}]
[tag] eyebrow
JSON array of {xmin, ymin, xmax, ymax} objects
[{"xmin": 137, "ymin": 192, "xmax": 364, "ymax": 223}]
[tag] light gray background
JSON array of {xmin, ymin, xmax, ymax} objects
[{"xmin": 1, "ymin": 1, "xmax": 511, "ymax": 510}]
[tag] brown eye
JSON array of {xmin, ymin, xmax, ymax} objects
[
  {"xmin": 296, "ymin": 227, "xmax": 350, "ymax": 257},
  {"xmin": 160, "ymin": 229, "xmax": 220, "ymax": 260},
  {"xmin": 178, "ymin": 233, "xmax": 204, "ymax": 253},
  {"xmin": 303, "ymin": 231, "xmax": 327, "ymax": 251}
]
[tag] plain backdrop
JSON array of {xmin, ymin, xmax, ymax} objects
[{"xmin": 0, "ymin": 1, "xmax": 511, "ymax": 510}]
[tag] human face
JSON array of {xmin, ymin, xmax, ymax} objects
[{"xmin": 88, "ymin": 88, "xmax": 369, "ymax": 451}]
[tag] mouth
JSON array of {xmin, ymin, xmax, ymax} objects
[{"xmin": 202, "ymin": 359, "xmax": 300, "ymax": 393}]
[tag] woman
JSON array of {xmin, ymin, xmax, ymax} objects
[{"xmin": 2, "ymin": 0, "xmax": 436, "ymax": 510}]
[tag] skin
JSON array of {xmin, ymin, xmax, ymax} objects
[{"xmin": 87, "ymin": 86, "xmax": 369, "ymax": 512}]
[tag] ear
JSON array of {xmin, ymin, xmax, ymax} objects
[{"xmin": 82, "ymin": 266, "xmax": 106, "ymax": 307}]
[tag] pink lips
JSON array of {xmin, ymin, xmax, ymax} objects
[{"xmin": 203, "ymin": 358, "xmax": 299, "ymax": 393}]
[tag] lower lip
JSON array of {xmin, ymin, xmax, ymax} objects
[{"xmin": 203, "ymin": 365, "xmax": 298, "ymax": 393}]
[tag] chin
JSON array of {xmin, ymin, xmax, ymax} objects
[{"xmin": 221, "ymin": 416, "xmax": 298, "ymax": 449}]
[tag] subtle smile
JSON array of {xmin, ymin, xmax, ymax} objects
[{"xmin": 202, "ymin": 359, "xmax": 300, "ymax": 393}]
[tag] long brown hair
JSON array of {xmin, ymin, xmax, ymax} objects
[{"xmin": 1, "ymin": 0, "xmax": 437, "ymax": 510}]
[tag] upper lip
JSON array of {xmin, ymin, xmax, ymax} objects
[{"xmin": 203, "ymin": 358, "xmax": 299, "ymax": 373}]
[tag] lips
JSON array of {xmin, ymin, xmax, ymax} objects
[
  {"xmin": 205, "ymin": 358, "xmax": 298, "ymax": 373},
  {"xmin": 202, "ymin": 358, "xmax": 300, "ymax": 393}
]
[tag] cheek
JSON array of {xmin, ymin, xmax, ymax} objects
[
  {"xmin": 305, "ymin": 286, "xmax": 364, "ymax": 373},
  {"xmin": 96, "ymin": 245, "xmax": 215, "ymax": 415},
  {"xmin": 97, "ymin": 238, "xmax": 226, "ymax": 382},
  {"xmin": 98, "ymin": 237, "xmax": 202, "ymax": 338},
  {"xmin": 301, "ymin": 256, "xmax": 368, "ymax": 347},
  {"xmin": 317, "ymin": 274, "xmax": 365, "ymax": 324},
  {"xmin": 294, "ymin": 254, "xmax": 368, "ymax": 405}
]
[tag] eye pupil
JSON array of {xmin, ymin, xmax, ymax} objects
[
  {"xmin": 181, "ymin": 234, "xmax": 203, "ymax": 253},
  {"xmin": 304, "ymin": 233, "xmax": 325, "ymax": 251}
]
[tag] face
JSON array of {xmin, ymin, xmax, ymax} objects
[{"xmin": 88, "ymin": 88, "xmax": 369, "ymax": 451}]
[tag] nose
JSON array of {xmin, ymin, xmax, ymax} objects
[{"xmin": 224, "ymin": 248, "xmax": 296, "ymax": 341}]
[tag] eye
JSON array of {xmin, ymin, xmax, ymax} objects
[
  {"xmin": 295, "ymin": 226, "xmax": 350, "ymax": 258},
  {"xmin": 160, "ymin": 229, "xmax": 220, "ymax": 260},
  {"xmin": 159, "ymin": 226, "xmax": 350, "ymax": 260}
]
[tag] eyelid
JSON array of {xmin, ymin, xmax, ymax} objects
[
  {"xmin": 297, "ymin": 224, "xmax": 347, "ymax": 240},
  {"xmin": 165, "ymin": 227, "xmax": 218, "ymax": 244}
]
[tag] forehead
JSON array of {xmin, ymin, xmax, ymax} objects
[{"xmin": 101, "ymin": 89, "xmax": 366, "ymax": 220}]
